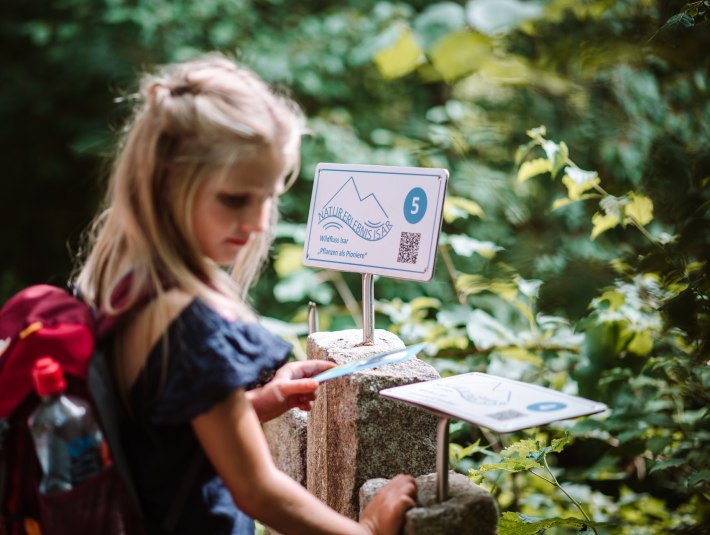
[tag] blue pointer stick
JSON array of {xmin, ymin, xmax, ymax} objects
[{"xmin": 313, "ymin": 343, "xmax": 427, "ymax": 383}]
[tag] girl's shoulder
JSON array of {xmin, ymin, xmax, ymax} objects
[{"xmin": 119, "ymin": 288, "xmax": 196, "ymax": 389}]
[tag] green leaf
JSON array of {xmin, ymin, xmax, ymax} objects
[
  {"xmin": 542, "ymin": 140, "xmax": 569, "ymax": 176},
  {"xmin": 562, "ymin": 171, "xmax": 600, "ymax": 200},
  {"xmin": 472, "ymin": 457, "xmax": 542, "ymax": 476},
  {"xmin": 625, "ymin": 192, "xmax": 654, "ymax": 226},
  {"xmin": 498, "ymin": 512, "xmax": 612, "ymax": 535},
  {"xmin": 412, "ymin": 2, "xmax": 466, "ymax": 50},
  {"xmin": 443, "ymin": 195, "xmax": 485, "ymax": 222},
  {"xmin": 688, "ymin": 470, "xmax": 710, "ymax": 487},
  {"xmin": 429, "ymin": 29, "xmax": 491, "ymax": 81},
  {"xmin": 446, "ymin": 234, "xmax": 503, "ymax": 259},
  {"xmin": 526, "ymin": 125, "xmax": 547, "ymax": 139},
  {"xmin": 373, "ymin": 25, "xmax": 424, "ymax": 79},
  {"xmin": 518, "ymin": 158, "xmax": 551, "ymax": 183},
  {"xmin": 627, "ymin": 330, "xmax": 654, "ymax": 356},
  {"xmin": 503, "ymin": 439, "xmax": 543, "ymax": 459},
  {"xmin": 590, "ymin": 211, "xmax": 620, "ymax": 239},
  {"xmin": 466, "ymin": 0, "xmax": 544, "ymax": 36},
  {"xmin": 514, "ymin": 140, "xmax": 536, "ymax": 166},
  {"xmin": 549, "ymin": 434, "xmax": 572, "ymax": 453},
  {"xmin": 466, "ymin": 309, "xmax": 515, "ymax": 350},
  {"xmin": 595, "ymin": 289, "xmax": 626, "ymax": 311},
  {"xmin": 648, "ymin": 458, "xmax": 685, "ymax": 474},
  {"xmin": 661, "ymin": 13, "xmax": 696, "ymax": 33},
  {"xmin": 273, "ymin": 243, "xmax": 305, "ymax": 277}
]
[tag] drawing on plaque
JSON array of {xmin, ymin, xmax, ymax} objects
[
  {"xmin": 318, "ymin": 177, "xmax": 393, "ymax": 242},
  {"xmin": 439, "ymin": 381, "xmax": 512, "ymax": 406}
]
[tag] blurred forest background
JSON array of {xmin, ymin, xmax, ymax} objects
[{"xmin": 2, "ymin": 0, "xmax": 709, "ymax": 533}]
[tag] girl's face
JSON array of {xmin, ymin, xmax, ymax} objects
[{"xmin": 191, "ymin": 148, "xmax": 286, "ymax": 265}]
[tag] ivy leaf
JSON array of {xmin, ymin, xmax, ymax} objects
[
  {"xmin": 373, "ymin": 25, "xmax": 424, "ymax": 79},
  {"xmin": 518, "ymin": 158, "xmax": 551, "ymax": 183}
]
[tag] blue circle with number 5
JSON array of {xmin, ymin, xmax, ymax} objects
[
  {"xmin": 527, "ymin": 401, "xmax": 566, "ymax": 412},
  {"xmin": 404, "ymin": 188, "xmax": 427, "ymax": 224}
]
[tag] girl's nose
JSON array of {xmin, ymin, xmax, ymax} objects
[{"xmin": 240, "ymin": 197, "xmax": 272, "ymax": 233}]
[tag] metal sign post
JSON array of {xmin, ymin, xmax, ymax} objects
[
  {"xmin": 362, "ymin": 273, "xmax": 375, "ymax": 345},
  {"xmin": 436, "ymin": 416, "xmax": 450, "ymax": 503},
  {"xmin": 308, "ymin": 301, "xmax": 319, "ymax": 335}
]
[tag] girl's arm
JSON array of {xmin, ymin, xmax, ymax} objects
[{"xmin": 192, "ymin": 389, "xmax": 416, "ymax": 535}]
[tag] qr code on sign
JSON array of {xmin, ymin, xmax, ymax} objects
[{"xmin": 397, "ymin": 232, "xmax": 421, "ymax": 264}]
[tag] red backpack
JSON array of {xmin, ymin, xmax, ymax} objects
[{"xmin": 0, "ymin": 284, "xmax": 148, "ymax": 535}]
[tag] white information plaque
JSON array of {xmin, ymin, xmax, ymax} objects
[
  {"xmin": 381, "ymin": 373, "xmax": 607, "ymax": 433},
  {"xmin": 303, "ymin": 163, "xmax": 449, "ymax": 282}
]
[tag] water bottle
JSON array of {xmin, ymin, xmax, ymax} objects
[{"xmin": 28, "ymin": 356, "xmax": 106, "ymax": 495}]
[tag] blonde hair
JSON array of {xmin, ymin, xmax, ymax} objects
[{"xmin": 74, "ymin": 54, "xmax": 305, "ymax": 319}]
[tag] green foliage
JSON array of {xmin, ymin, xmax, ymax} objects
[
  {"xmin": 499, "ymin": 512, "xmax": 612, "ymax": 535},
  {"xmin": 4, "ymin": 0, "xmax": 710, "ymax": 532}
]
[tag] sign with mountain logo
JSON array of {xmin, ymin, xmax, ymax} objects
[{"xmin": 303, "ymin": 163, "xmax": 449, "ymax": 281}]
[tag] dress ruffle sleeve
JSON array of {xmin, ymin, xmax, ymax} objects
[{"xmin": 140, "ymin": 299, "xmax": 292, "ymax": 424}]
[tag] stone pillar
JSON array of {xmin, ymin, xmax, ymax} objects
[
  {"xmin": 306, "ymin": 329, "xmax": 440, "ymax": 519},
  {"xmin": 263, "ymin": 409, "xmax": 308, "ymax": 535},
  {"xmin": 360, "ymin": 472, "xmax": 499, "ymax": 535},
  {"xmin": 263, "ymin": 408, "xmax": 308, "ymax": 487}
]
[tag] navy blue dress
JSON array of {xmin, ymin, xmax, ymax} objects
[{"xmin": 120, "ymin": 299, "xmax": 291, "ymax": 534}]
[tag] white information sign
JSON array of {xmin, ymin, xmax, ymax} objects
[
  {"xmin": 380, "ymin": 373, "xmax": 607, "ymax": 433},
  {"xmin": 303, "ymin": 163, "xmax": 449, "ymax": 281}
]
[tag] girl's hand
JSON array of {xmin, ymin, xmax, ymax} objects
[
  {"xmin": 246, "ymin": 360, "xmax": 336, "ymax": 422},
  {"xmin": 359, "ymin": 475, "xmax": 417, "ymax": 535}
]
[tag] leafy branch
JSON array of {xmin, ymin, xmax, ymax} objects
[
  {"xmin": 470, "ymin": 434, "xmax": 611, "ymax": 535},
  {"xmin": 517, "ymin": 126, "xmax": 658, "ymax": 246}
]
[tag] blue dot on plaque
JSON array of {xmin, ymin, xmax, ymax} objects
[
  {"xmin": 404, "ymin": 187, "xmax": 427, "ymax": 224},
  {"xmin": 527, "ymin": 401, "xmax": 566, "ymax": 412}
]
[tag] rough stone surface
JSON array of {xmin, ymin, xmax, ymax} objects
[
  {"xmin": 307, "ymin": 329, "xmax": 440, "ymax": 519},
  {"xmin": 263, "ymin": 408, "xmax": 308, "ymax": 487},
  {"xmin": 360, "ymin": 472, "xmax": 499, "ymax": 535}
]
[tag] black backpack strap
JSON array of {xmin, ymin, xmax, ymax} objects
[
  {"xmin": 88, "ymin": 347, "xmax": 142, "ymax": 509},
  {"xmin": 88, "ymin": 346, "xmax": 205, "ymax": 533}
]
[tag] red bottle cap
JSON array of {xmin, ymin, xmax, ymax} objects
[{"xmin": 32, "ymin": 357, "xmax": 67, "ymax": 397}]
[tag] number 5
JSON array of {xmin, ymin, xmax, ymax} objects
[{"xmin": 410, "ymin": 197, "xmax": 420, "ymax": 215}]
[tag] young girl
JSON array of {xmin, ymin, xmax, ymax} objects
[{"xmin": 73, "ymin": 55, "xmax": 417, "ymax": 534}]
